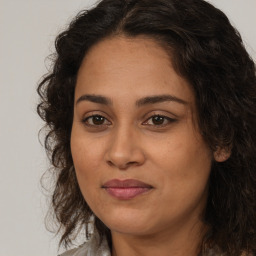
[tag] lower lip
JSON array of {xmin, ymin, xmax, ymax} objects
[{"xmin": 104, "ymin": 187, "xmax": 152, "ymax": 200}]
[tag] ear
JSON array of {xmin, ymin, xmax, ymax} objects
[{"xmin": 213, "ymin": 147, "xmax": 231, "ymax": 162}]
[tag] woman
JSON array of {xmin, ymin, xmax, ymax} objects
[{"xmin": 37, "ymin": 0, "xmax": 256, "ymax": 255}]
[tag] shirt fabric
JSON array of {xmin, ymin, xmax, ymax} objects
[
  {"xmin": 59, "ymin": 232, "xmax": 110, "ymax": 256},
  {"xmin": 58, "ymin": 232, "xmax": 229, "ymax": 256}
]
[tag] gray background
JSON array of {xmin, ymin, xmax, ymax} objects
[{"xmin": 0, "ymin": 0, "xmax": 255, "ymax": 255}]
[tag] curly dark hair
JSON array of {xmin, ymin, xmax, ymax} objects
[{"xmin": 37, "ymin": 0, "xmax": 256, "ymax": 255}]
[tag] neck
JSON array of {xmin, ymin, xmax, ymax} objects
[{"xmin": 111, "ymin": 220, "xmax": 207, "ymax": 256}]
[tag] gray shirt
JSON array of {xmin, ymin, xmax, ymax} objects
[{"xmin": 58, "ymin": 232, "xmax": 228, "ymax": 256}]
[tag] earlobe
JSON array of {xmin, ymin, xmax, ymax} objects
[{"xmin": 213, "ymin": 147, "xmax": 231, "ymax": 162}]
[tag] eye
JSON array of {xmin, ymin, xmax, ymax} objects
[
  {"xmin": 82, "ymin": 115, "xmax": 111, "ymax": 126},
  {"xmin": 143, "ymin": 115, "xmax": 176, "ymax": 127}
]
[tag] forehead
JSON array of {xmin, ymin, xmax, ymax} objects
[
  {"xmin": 76, "ymin": 36, "xmax": 194, "ymax": 107},
  {"xmin": 79, "ymin": 36, "xmax": 172, "ymax": 78}
]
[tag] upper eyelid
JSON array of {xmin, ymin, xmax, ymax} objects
[
  {"xmin": 82, "ymin": 111, "xmax": 111, "ymax": 120},
  {"xmin": 142, "ymin": 111, "xmax": 177, "ymax": 120},
  {"xmin": 146, "ymin": 113, "xmax": 175, "ymax": 119}
]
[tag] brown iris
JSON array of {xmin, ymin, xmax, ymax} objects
[
  {"xmin": 152, "ymin": 115, "xmax": 165, "ymax": 125},
  {"xmin": 92, "ymin": 115, "xmax": 105, "ymax": 125}
]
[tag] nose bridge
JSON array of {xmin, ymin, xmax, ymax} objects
[
  {"xmin": 105, "ymin": 122, "xmax": 145, "ymax": 169},
  {"xmin": 112, "ymin": 123, "xmax": 131, "ymax": 149}
]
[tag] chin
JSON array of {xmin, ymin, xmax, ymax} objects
[
  {"xmin": 108, "ymin": 222, "xmax": 153, "ymax": 236},
  {"xmin": 97, "ymin": 209, "xmax": 155, "ymax": 235}
]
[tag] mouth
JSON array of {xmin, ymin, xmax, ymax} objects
[{"xmin": 102, "ymin": 179, "xmax": 153, "ymax": 200}]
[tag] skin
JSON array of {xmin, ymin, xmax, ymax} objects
[{"xmin": 71, "ymin": 36, "xmax": 218, "ymax": 256}]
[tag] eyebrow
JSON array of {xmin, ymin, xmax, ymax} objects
[
  {"xmin": 136, "ymin": 94, "xmax": 188, "ymax": 107},
  {"xmin": 76, "ymin": 94, "xmax": 112, "ymax": 105},
  {"xmin": 76, "ymin": 94, "xmax": 188, "ymax": 106}
]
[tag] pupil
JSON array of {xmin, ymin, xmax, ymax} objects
[
  {"xmin": 93, "ymin": 116, "xmax": 104, "ymax": 125},
  {"xmin": 153, "ymin": 116, "xmax": 164, "ymax": 125}
]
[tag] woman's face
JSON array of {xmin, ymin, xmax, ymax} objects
[{"xmin": 71, "ymin": 36, "xmax": 213, "ymax": 237}]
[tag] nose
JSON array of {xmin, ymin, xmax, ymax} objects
[{"xmin": 104, "ymin": 126, "xmax": 146, "ymax": 170}]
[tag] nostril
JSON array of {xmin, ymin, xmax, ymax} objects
[
  {"xmin": 127, "ymin": 161, "xmax": 138, "ymax": 166},
  {"xmin": 106, "ymin": 159, "xmax": 140, "ymax": 170},
  {"xmin": 107, "ymin": 160, "xmax": 114, "ymax": 167}
]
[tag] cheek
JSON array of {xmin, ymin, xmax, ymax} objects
[
  {"xmin": 71, "ymin": 134, "xmax": 116, "ymax": 218},
  {"xmin": 147, "ymin": 127, "xmax": 212, "ymax": 197},
  {"xmin": 158, "ymin": 125, "xmax": 211, "ymax": 171},
  {"xmin": 70, "ymin": 131, "xmax": 103, "ymax": 188},
  {"xmin": 71, "ymin": 137, "xmax": 104, "ymax": 212},
  {"xmin": 71, "ymin": 125, "xmax": 103, "ymax": 165}
]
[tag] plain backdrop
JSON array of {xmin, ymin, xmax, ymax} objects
[{"xmin": 0, "ymin": 1, "xmax": 255, "ymax": 255}]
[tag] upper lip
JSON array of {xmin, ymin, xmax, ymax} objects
[{"xmin": 102, "ymin": 179, "xmax": 153, "ymax": 188}]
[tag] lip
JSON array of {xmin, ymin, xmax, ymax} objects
[{"xmin": 102, "ymin": 179, "xmax": 153, "ymax": 200}]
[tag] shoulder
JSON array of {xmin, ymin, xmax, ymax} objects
[
  {"xmin": 57, "ymin": 232, "xmax": 111, "ymax": 256},
  {"xmin": 58, "ymin": 243, "xmax": 87, "ymax": 256}
]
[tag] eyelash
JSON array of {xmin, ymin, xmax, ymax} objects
[
  {"xmin": 143, "ymin": 115, "xmax": 177, "ymax": 127},
  {"xmin": 82, "ymin": 114, "xmax": 177, "ymax": 129}
]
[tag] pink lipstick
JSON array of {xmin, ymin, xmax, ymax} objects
[{"xmin": 102, "ymin": 179, "xmax": 153, "ymax": 200}]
